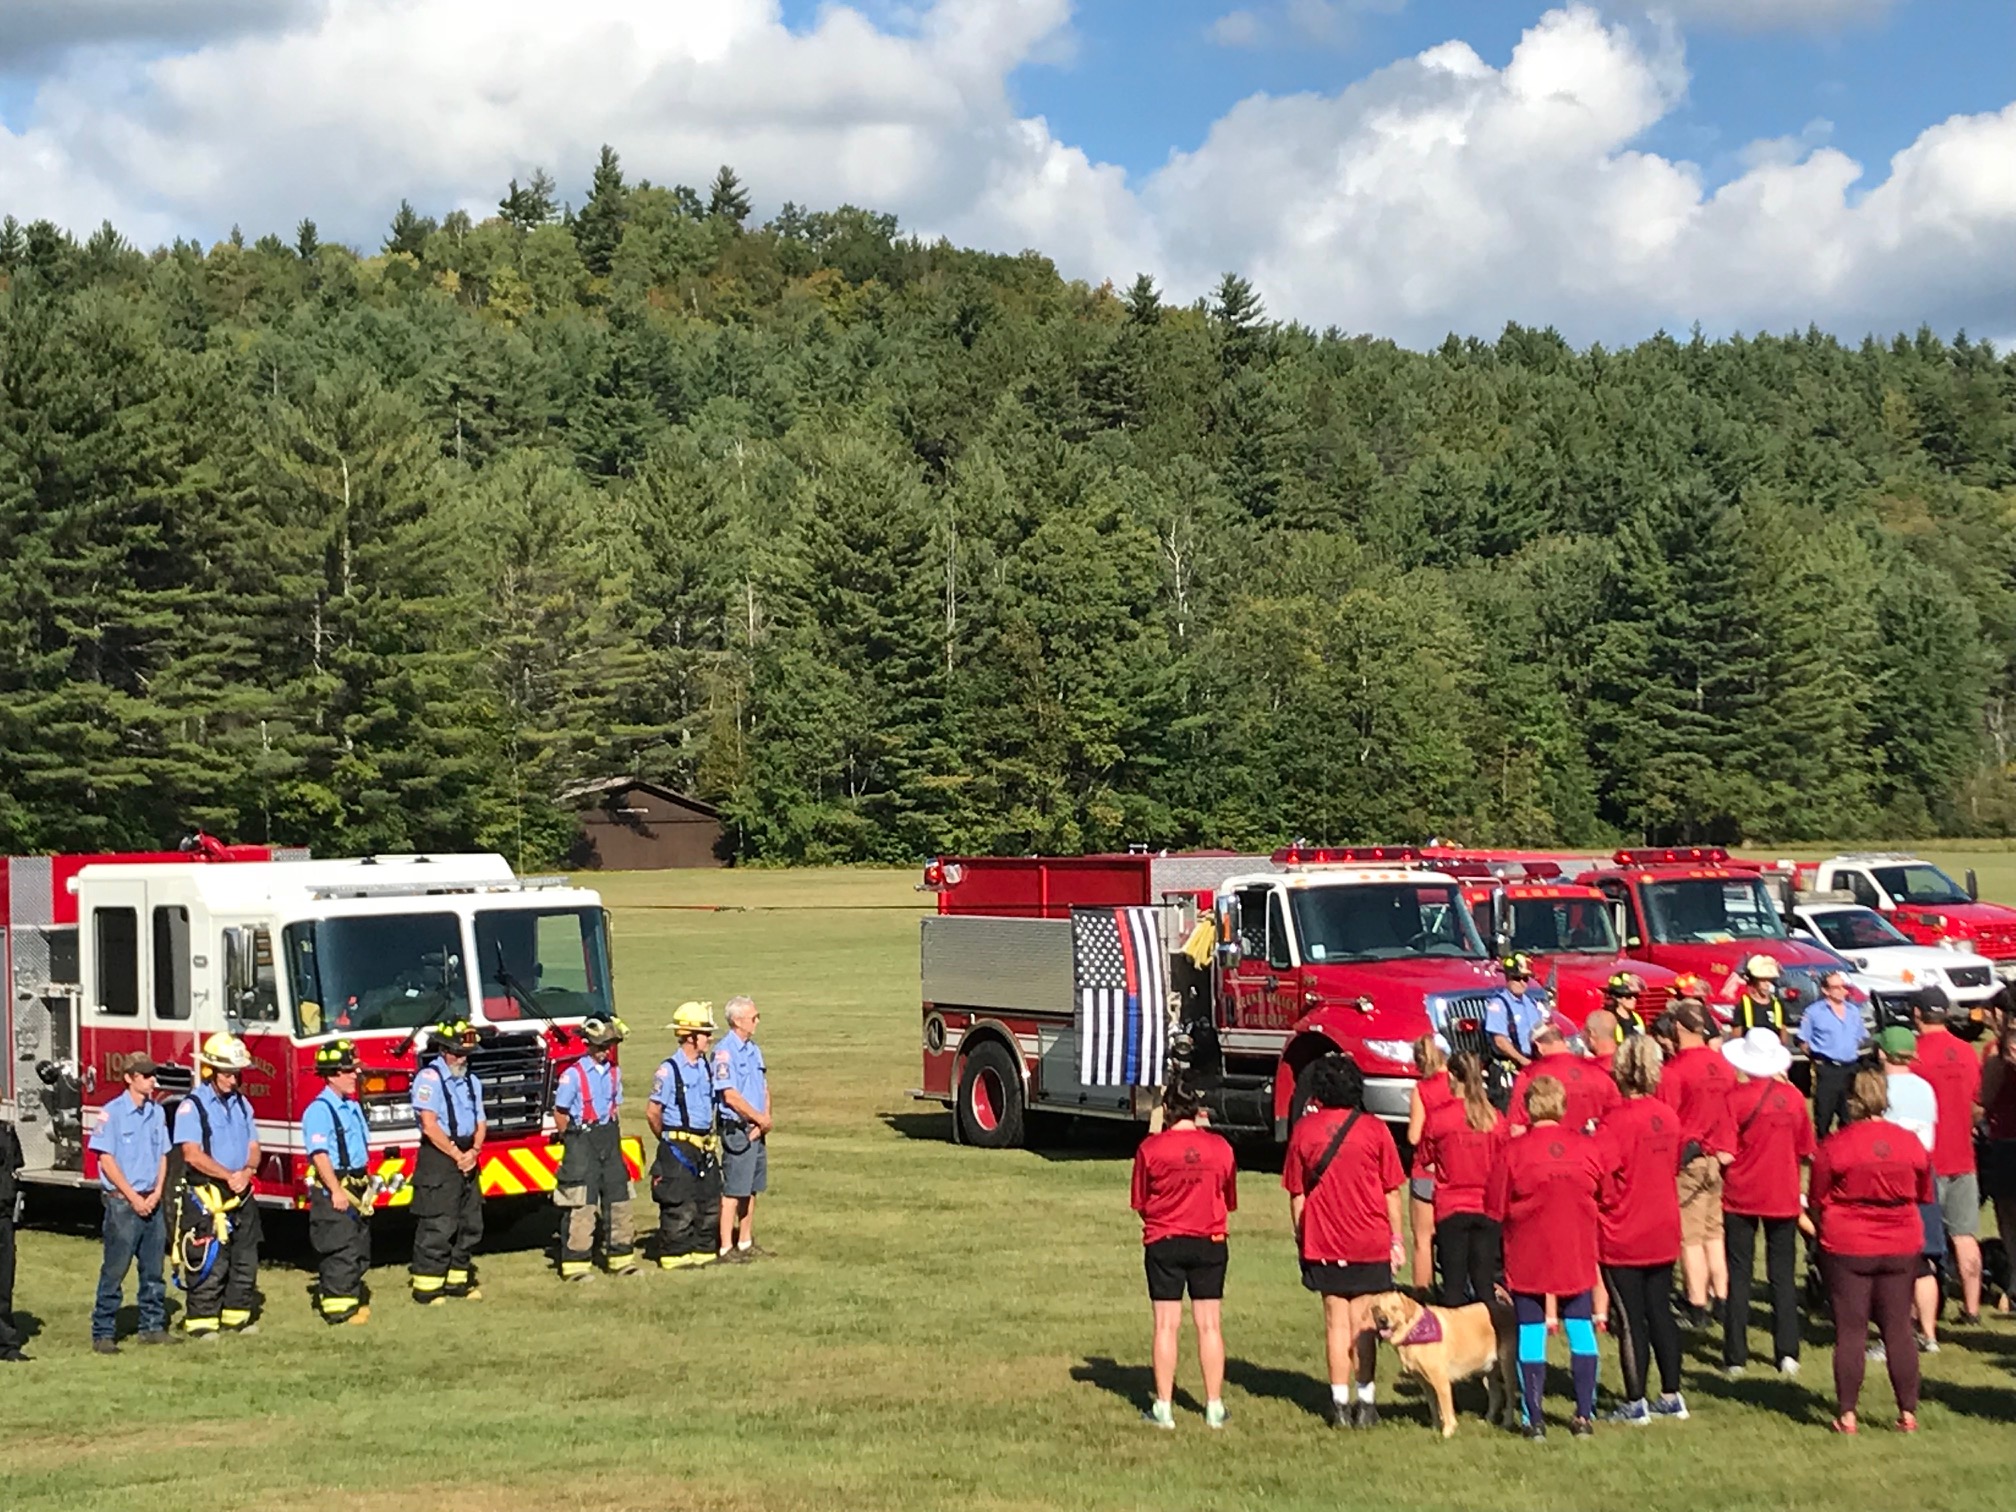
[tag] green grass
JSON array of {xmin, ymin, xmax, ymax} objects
[{"xmin": 10, "ymin": 857, "xmax": 2016, "ymax": 1512}]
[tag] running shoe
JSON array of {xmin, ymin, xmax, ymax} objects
[
  {"xmin": 1142, "ymin": 1400, "xmax": 1176, "ymax": 1431},
  {"xmin": 1205, "ymin": 1401, "xmax": 1228, "ymax": 1430},
  {"xmin": 1649, "ymin": 1393, "xmax": 1690, "ymax": 1421},
  {"xmin": 1608, "ymin": 1400, "xmax": 1650, "ymax": 1426}
]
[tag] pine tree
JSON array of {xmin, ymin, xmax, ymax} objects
[
  {"xmin": 294, "ymin": 218, "xmax": 320, "ymax": 260},
  {"xmin": 1124, "ymin": 273, "xmax": 1162, "ymax": 327},
  {"xmin": 707, "ymin": 165, "xmax": 752, "ymax": 226},
  {"xmin": 574, "ymin": 145, "xmax": 629, "ymax": 277},
  {"xmin": 383, "ymin": 199, "xmax": 436, "ymax": 258},
  {"xmin": 499, "ymin": 171, "xmax": 559, "ymax": 231}
]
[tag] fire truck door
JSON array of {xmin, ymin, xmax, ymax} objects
[
  {"xmin": 81, "ymin": 879, "xmax": 152, "ymax": 1097},
  {"xmin": 145, "ymin": 901, "xmax": 198, "ymax": 1097},
  {"xmin": 1228, "ymin": 887, "xmax": 1300, "ymax": 1031}
]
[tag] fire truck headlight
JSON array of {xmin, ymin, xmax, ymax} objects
[{"xmin": 1362, "ymin": 1038, "xmax": 1413, "ymax": 1065}]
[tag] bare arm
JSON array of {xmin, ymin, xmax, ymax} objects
[
  {"xmin": 722, "ymin": 1088, "xmax": 770, "ymax": 1133},
  {"xmin": 99, "ymin": 1153, "xmax": 147, "ymax": 1211},
  {"xmin": 646, "ymin": 1101, "xmax": 664, "ymax": 1138},
  {"xmin": 1288, "ymin": 1192, "xmax": 1306, "ymax": 1246},
  {"xmin": 1492, "ymin": 1033, "xmax": 1528, "ymax": 1068},
  {"xmin": 1387, "ymin": 1188, "xmax": 1406, "ymax": 1267},
  {"xmin": 1406, "ymin": 1086, "xmax": 1427, "ymax": 1145}
]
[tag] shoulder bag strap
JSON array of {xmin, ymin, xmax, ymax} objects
[{"xmin": 1305, "ymin": 1110, "xmax": 1364, "ymax": 1195}]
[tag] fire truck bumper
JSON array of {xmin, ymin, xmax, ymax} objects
[{"xmin": 1364, "ymin": 1076, "xmax": 1413, "ymax": 1124}]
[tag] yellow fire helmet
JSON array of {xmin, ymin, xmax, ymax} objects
[
  {"xmin": 430, "ymin": 1020, "xmax": 481, "ymax": 1055},
  {"xmin": 198, "ymin": 1032, "xmax": 252, "ymax": 1074},
  {"xmin": 1500, "ymin": 953, "xmax": 1536, "ymax": 981},
  {"xmin": 315, "ymin": 1040, "xmax": 360, "ymax": 1077},
  {"xmin": 1742, "ymin": 954, "xmax": 1782, "ymax": 982},
  {"xmin": 671, "ymin": 1001, "xmax": 716, "ymax": 1036},
  {"xmin": 580, "ymin": 1015, "xmax": 629, "ymax": 1047}
]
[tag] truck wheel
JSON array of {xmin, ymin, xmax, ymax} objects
[{"xmin": 956, "ymin": 1041, "xmax": 1026, "ymax": 1149}]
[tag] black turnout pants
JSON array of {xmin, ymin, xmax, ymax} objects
[
  {"xmin": 410, "ymin": 1145, "xmax": 483, "ymax": 1298},
  {"xmin": 652, "ymin": 1144, "xmax": 721, "ymax": 1262},
  {"xmin": 1435, "ymin": 1213, "xmax": 1502, "ymax": 1309},
  {"xmin": 1724, "ymin": 1214, "xmax": 1801, "ymax": 1368},
  {"xmin": 185, "ymin": 1194, "xmax": 261, "ymax": 1330},
  {"xmin": 308, "ymin": 1186, "xmax": 372, "ymax": 1321},
  {"xmin": 0, "ymin": 1205, "xmax": 19, "ymax": 1353},
  {"xmin": 1604, "ymin": 1262, "xmax": 1682, "ymax": 1400}
]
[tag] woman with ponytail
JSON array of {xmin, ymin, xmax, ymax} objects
[
  {"xmin": 1406, "ymin": 1035, "xmax": 1453, "ymax": 1290},
  {"xmin": 1414, "ymin": 1050, "xmax": 1508, "ymax": 1308}
]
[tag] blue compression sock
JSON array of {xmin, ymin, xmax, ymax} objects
[{"xmin": 1518, "ymin": 1323, "xmax": 1548, "ymax": 1426}]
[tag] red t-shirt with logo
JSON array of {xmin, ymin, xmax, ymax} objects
[
  {"xmin": 1284, "ymin": 1109, "xmax": 1405, "ymax": 1264},
  {"xmin": 1410, "ymin": 1073, "xmax": 1457, "ymax": 1177},
  {"xmin": 1131, "ymin": 1126, "xmax": 1239, "ymax": 1245},
  {"xmin": 1511, "ymin": 1052, "xmax": 1620, "ymax": 1132},
  {"xmin": 1417, "ymin": 1097, "xmax": 1508, "ymax": 1221},
  {"xmin": 1914, "ymin": 1027, "xmax": 1983, "ymax": 1177},
  {"xmin": 1595, "ymin": 1096, "xmax": 1684, "ymax": 1267},
  {"xmin": 1485, "ymin": 1124, "xmax": 1610, "ymax": 1296},
  {"xmin": 1810, "ymin": 1117, "xmax": 1935, "ymax": 1257},
  {"xmin": 1663, "ymin": 1044, "xmax": 1738, "ymax": 1157},
  {"xmin": 1722, "ymin": 1080, "xmax": 1816, "ymax": 1219}
]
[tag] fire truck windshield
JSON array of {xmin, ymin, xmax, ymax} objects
[
  {"xmin": 283, "ymin": 913, "xmax": 468, "ymax": 1037},
  {"xmin": 1508, "ymin": 896, "xmax": 1620, "ymax": 955},
  {"xmin": 1642, "ymin": 877, "xmax": 1788, "ymax": 945},
  {"xmin": 472, "ymin": 907, "xmax": 613, "ymax": 1024},
  {"xmin": 1289, "ymin": 883, "xmax": 1485, "ymax": 963},
  {"xmin": 1869, "ymin": 864, "xmax": 1970, "ymax": 906}
]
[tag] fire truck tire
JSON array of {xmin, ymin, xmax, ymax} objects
[{"xmin": 956, "ymin": 1041, "xmax": 1025, "ymax": 1149}]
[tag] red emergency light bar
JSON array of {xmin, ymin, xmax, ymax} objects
[
  {"xmin": 919, "ymin": 858, "xmax": 967, "ymax": 891},
  {"xmin": 1274, "ymin": 845, "xmax": 1420, "ymax": 866},
  {"xmin": 1613, "ymin": 846, "xmax": 1730, "ymax": 867}
]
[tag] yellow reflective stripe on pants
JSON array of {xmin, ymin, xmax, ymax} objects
[
  {"xmin": 319, "ymin": 1295, "xmax": 359, "ymax": 1315},
  {"xmin": 411, "ymin": 1274, "xmax": 446, "ymax": 1293},
  {"xmin": 445, "ymin": 1268, "xmax": 470, "ymax": 1287},
  {"xmin": 657, "ymin": 1253, "xmax": 709, "ymax": 1270},
  {"xmin": 558, "ymin": 1259, "xmax": 592, "ymax": 1278},
  {"xmin": 184, "ymin": 1316, "xmax": 221, "ymax": 1333},
  {"xmin": 220, "ymin": 1308, "xmax": 252, "ymax": 1328}
]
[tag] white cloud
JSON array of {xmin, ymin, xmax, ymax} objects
[
  {"xmin": 0, "ymin": 0, "xmax": 318, "ymax": 66},
  {"xmin": 1208, "ymin": 10, "xmax": 1265, "ymax": 47},
  {"xmin": 1208, "ymin": 0, "xmax": 1408, "ymax": 49},
  {"xmin": 0, "ymin": 0, "xmax": 2008, "ymax": 349},
  {"xmin": 1632, "ymin": 0, "xmax": 1899, "ymax": 30}
]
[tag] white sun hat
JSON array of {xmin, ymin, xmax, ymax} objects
[{"xmin": 1721, "ymin": 1026, "xmax": 1793, "ymax": 1080}]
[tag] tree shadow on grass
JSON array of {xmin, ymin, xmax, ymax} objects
[
  {"xmin": 1684, "ymin": 1365, "xmax": 1829, "ymax": 1425},
  {"xmin": 1224, "ymin": 1356, "xmax": 1338, "ymax": 1420},
  {"xmin": 1918, "ymin": 1376, "xmax": 2016, "ymax": 1421},
  {"xmin": 1071, "ymin": 1355, "xmax": 1203, "ymax": 1416}
]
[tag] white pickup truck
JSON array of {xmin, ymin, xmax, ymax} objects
[
  {"xmin": 1798, "ymin": 854, "xmax": 2016, "ymax": 984},
  {"xmin": 1789, "ymin": 899, "xmax": 2003, "ymax": 1017}
]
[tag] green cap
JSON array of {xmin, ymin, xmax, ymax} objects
[{"xmin": 1876, "ymin": 1025, "xmax": 1916, "ymax": 1059}]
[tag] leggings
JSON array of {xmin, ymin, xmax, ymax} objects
[
  {"xmin": 1723, "ymin": 1213, "xmax": 1801, "ymax": 1368},
  {"xmin": 1435, "ymin": 1213, "xmax": 1502, "ymax": 1308},
  {"xmin": 1602, "ymin": 1263, "xmax": 1682, "ymax": 1401},
  {"xmin": 1822, "ymin": 1250, "xmax": 1919, "ymax": 1416},
  {"xmin": 1513, "ymin": 1290, "xmax": 1597, "ymax": 1426}
]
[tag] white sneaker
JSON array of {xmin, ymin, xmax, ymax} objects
[
  {"xmin": 1205, "ymin": 1401, "xmax": 1228, "ymax": 1430},
  {"xmin": 1142, "ymin": 1400, "xmax": 1176, "ymax": 1430},
  {"xmin": 1777, "ymin": 1357, "xmax": 1800, "ymax": 1378}
]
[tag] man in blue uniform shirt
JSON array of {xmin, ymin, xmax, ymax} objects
[
  {"xmin": 304, "ymin": 1040, "xmax": 375, "ymax": 1325},
  {"xmin": 648, "ymin": 1002, "xmax": 721, "ymax": 1270},
  {"xmin": 713, "ymin": 996, "xmax": 773, "ymax": 1262},
  {"xmin": 409, "ymin": 1021, "xmax": 487, "ymax": 1303},
  {"xmin": 553, "ymin": 1016, "xmax": 637, "ymax": 1280},
  {"xmin": 89, "ymin": 1053, "xmax": 174, "ymax": 1353},
  {"xmin": 173, "ymin": 1033, "xmax": 262, "ymax": 1337},
  {"xmin": 1798, "ymin": 970, "xmax": 1868, "ymax": 1136},
  {"xmin": 1484, "ymin": 954, "xmax": 1553, "ymax": 1069}
]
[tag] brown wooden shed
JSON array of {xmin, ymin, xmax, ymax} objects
[{"xmin": 562, "ymin": 778, "xmax": 731, "ymax": 871}]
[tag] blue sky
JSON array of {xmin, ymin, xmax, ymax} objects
[{"xmin": 0, "ymin": 0, "xmax": 2008, "ymax": 345}]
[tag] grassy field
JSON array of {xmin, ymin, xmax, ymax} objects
[{"xmin": 9, "ymin": 852, "xmax": 2016, "ymax": 1512}]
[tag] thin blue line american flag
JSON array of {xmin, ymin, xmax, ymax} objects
[{"xmin": 1072, "ymin": 906, "xmax": 1168, "ymax": 1087}]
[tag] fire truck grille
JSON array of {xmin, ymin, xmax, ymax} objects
[
  {"xmin": 1970, "ymin": 926, "xmax": 2016, "ymax": 962},
  {"xmin": 1437, "ymin": 993, "xmax": 1499, "ymax": 1062},
  {"xmin": 469, "ymin": 1034, "xmax": 551, "ymax": 1135},
  {"xmin": 1948, "ymin": 966, "xmax": 1993, "ymax": 989}
]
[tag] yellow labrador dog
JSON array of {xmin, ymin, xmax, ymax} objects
[{"xmin": 1366, "ymin": 1291, "xmax": 1518, "ymax": 1438}]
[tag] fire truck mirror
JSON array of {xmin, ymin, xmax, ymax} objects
[
  {"xmin": 223, "ymin": 927, "xmax": 256, "ymax": 1020},
  {"xmin": 1215, "ymin": 896, "xmax": 1243, "ymax": 965},
  {"xmin": 1489, "ymin": 885, "xmax": 1511, "ymax": 954},
  {"xmin": 1966, "ymin": 868, "xmax": 1979, "ymax": 902}
]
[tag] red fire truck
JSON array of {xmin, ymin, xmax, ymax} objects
[
  {"xmin": 916, "ymin": 847, "xmax": 1506, "ymax": 1147},
  {"xmin": 1, "ymin": 843, "xmax": 640, "ymax": 1212},
  {"xmin": 1574, "ymin": 847, "xmax": 1919, "ymax": 1026},
  {"xmin": 1794, "ymin": 853, "xmax": 2016, "ymax": 982},
  {"xmin": 1437, "ymin": 854, "xmax": 1680, "ymax": 1027}
]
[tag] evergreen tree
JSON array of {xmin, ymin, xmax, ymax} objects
[
  {"xmin": 383, "ymin": 199, "xmax": 436, "ymax": 258},
  {"xmin": 707, "ymin": 165, "xmax": 752, "ymax": 226},
  {"xmin": 574, "ymin": 144, "xmax": 630, "ymax": 277},
  {"xmin": 295, "ymin": 218, "xmax": 320, "ymax": 260}
]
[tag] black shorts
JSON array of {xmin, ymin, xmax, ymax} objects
[
  {"xmin": 1144, "ymin": 1237, "xmax": 1228, "ymax": 1302},
  {"xmin": 1301, "ymin": 1260, "xmax": 1393, "ymax": 1298}
]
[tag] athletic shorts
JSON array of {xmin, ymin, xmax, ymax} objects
[
  {"xmin": 1300, "ymin": 1260, "xmax": 1392, "ymax": 1298},
  {"xmin": 1410, "ymin": 1177, "xmax": 1436, "ymax": 1204},
  {"xmin": 1937, "ymin": 1173, "xmax": 1981, "ymax": 1241},
  {"xmin": 1144, "ymin": 1236, "xmax": 1228, "ymax": 1302},
  {"xmin": 720, "ymin": 1126, "xmax": 768, "ymax": 1198},
  {"xmin": 1678, "ymin": 1155, "xmax": 1725, "ymax": 1246},
  {"xmin": 1919, "ymin": 1201, "xmax": 1947, "ymax": 1262}
]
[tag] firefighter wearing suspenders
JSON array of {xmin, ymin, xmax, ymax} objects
[
  {"xmin": 553, "ymin": 1016, "xmax": 638, "ymax": 1280},
  {"xmin": 1604, "ymin": 972, "xmax": 1649, "ymax": 1041},
  {"xmin": 171, "ymin": 1033, "xmax": 262, "ymax": 1337},
  {"xmin": 1730, "ymin": 954, "xmax": 1790, "ymax": 1039},
  {"xmin": 648, "ymin": 1002, "xmax": 722, "ymax": 1270},
  {"xmin": 409, "ymin": 1021, "xmax": 487, "ymax": 1304},
  {"xmin": 303, "ymin": 1040, "xmax": 375, "ymax": 1326}
]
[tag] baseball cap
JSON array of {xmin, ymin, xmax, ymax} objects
[
  {"xmin": 122, "ymin": 1052, "xmax": 160, "ymax": 1077},
  {"xmin": 1876, "ymin": 1025, "xmax": 1916, "ymax": 1059}
]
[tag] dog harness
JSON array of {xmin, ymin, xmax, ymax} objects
[{"xmin": 1399, "ymin": 1308, "xmax": 1444, "ymax": 1346}]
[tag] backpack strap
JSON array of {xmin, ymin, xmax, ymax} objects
[{"xmin": 1305, "ymin": 1110, "xmax": 1364, "ymax": 1195}]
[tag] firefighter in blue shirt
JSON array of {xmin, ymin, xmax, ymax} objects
[
  {"xmin": 88, "ymin": 1053, "xmax": 173, "ymax": 1352},
  {"xmin": 1484, "ymin": 954, "xmax": 1553, "ymax": 1069},
  {"xmin": 553, "ymin": 1016, "xmax": 637, "ymax": 1280},
  {"xmin": 409, "ymin": 1021, "xmax": 487, "ymax": 1303},
  {"xmin": 304, "ymin": 1040, "xmax": 375, "ymax": 1325},
  {"xmin": 173, "ymin": 1033, "xmax": 263, "ymax": 1337},
  {"xmin": 713, "ymin": 996, "xmax": 773, "ymax": 1261},
  {"xmin": 648, "ymin": 1002, "xmax": 721, "ymax": 1270}
]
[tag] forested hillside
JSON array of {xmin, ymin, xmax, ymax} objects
[{"xmin": 2, "ymin": 152, "xmax": 2013, "ymax": 865}]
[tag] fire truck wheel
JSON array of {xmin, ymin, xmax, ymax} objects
[{"xmin": 956, "ymin": 1041, "xmax": 1025, "ymax": 1149}]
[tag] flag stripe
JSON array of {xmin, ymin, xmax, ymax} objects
[{"xmin": 1072, "ymin": 906, "xmax": 1168, "ymax": 1088}]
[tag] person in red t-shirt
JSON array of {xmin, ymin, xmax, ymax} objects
[
  {"xmin": 1507, "ymin": 1024, "xmax": 1620, "ymax": 1137},
  {"xmin": 1913, "ymin": 996, "xmax": 1986, "ymax": 1320},
  {"xmin": 1415, "ymin": 1051, "xmax": 1507, "ymax": 1308},
  {"xmin": 1594, "ymin": 1037, "xmax": 1687, "ymax": 1424},
  {"xmin": 1662, "ymin": 998, "xmax": 1736, "ymax": 1327},
  {"xmin": 1130, "ymin": 1078, "xmax": 1238, "ymax": 1430},
  {"xmin": 1486, "ymin": 1075, "xmax": 1611, "ymax": 1440},
  {"xmin": 1406, "ymin": 1035, "xmax": 1454, "ymax": 1294},
  {"xmin": 1719, "ymin": 1029, "xmax": 1815, "ymax": 1377},
  {"xmin": 1283, "ymin": 1057, "xmax": 1405, "ymax": 1430},
  {"xmin": 1811, "ymin": 1067, "xmax": 1935, "ymax": 1434}
]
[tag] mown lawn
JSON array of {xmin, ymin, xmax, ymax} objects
[{"xmin": 8, "ymin": 855, "xmax": 2016, "ymax": 1512}]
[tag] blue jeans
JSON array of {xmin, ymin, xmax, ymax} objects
[{"xmin": 92, "ymin": 1192, "xmax": 167, "ymax": 1340}]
